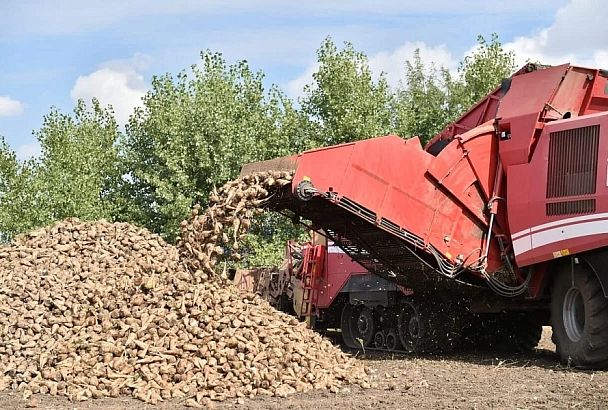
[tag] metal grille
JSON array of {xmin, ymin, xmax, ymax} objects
[
  {"xmin": 546, "ymin": 199, "xmax": 596, "ymax": 216},
  {"xmin": 546, "ymin": 125, "xmax": 599, "ymax": 198}
]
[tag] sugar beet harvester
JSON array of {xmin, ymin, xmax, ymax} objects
[{"xmin": 241, "ymin": 64, "xmax": 608, "ymax": 368}]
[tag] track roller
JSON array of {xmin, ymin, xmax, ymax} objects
[
  {"xmin": 385, "ymin": 331, "xmax": 401, "ymax": 351},
  {"xmin": 373, "ymin": 332, "xmax": 385, "ymax": 348}
]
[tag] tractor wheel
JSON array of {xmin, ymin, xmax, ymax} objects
[
  {"xmin": 340, "ymin": 304, "xmax": 375, "ymax": 349},
  {"xmin": 551, "ymin": 265, "xmax": 608, "ymax": 368}
]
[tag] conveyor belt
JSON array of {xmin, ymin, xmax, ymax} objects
[{"xmin": 269, "ymin": 189, "xmax": 473, "ymax": 291}]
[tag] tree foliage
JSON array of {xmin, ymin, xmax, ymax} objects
[
  {"xmin": 301, "ymin": 38, "xmax": 394, "ymax": 147},
  {"xmin": 394, "ymin": 50, "xmax": 452, "ymax": 142},
  {"xmin": 120, "ymin": 51, "xmax": 307, "ymax": 240},
  {"xmin": 36, "ymin": 100, "xmax": 123, "ymax": 221},
  {"xmin": 0, "ymin": 138, "xmax": 32, "ymax": 239},
  {"xmin": 0, "ymin": 100, "xmax": 121, "ymax": 239},
  {"xmin": 395, "ymin": 34, "xmax": 516, "ymax": 143},
  {"xmin": 452, "ymin": 33, "xmax": 516, "ymax": 111}
]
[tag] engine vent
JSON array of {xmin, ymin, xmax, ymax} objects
[
  {"xmin": 546, "ymin": 199, "xmax": 596, "ymax": 216},
  {"xmin": 546, "ymin": 125, "xmax": 599, "ymax": 198}
]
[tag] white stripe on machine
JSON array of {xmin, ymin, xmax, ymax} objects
[
  {"xmin": 512, "ymin": 217, "xmax": 608, "ymax": 256},
  {"xmin": 511, "ymin": 212, "xmax": 608, "ymax": 240}
]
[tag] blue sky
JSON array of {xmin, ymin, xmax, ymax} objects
[{"xmin": 0, "ymin": 0, "xmax": 605, "ymax": 160}]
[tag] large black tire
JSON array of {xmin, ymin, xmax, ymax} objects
[
  {"xmin": 340, "ymin": 304, "xmax": 375, "ymax": 349},
  {"xmin": 461, "ymin": 313, "xmax": 542, "ymax": 352},
  {"xmin": 551, "ymin": 265, "xmax": 608, "ymax": 368}
]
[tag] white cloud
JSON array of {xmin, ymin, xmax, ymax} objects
[
  {"xmin": 505, "ymin": 0, "xmax": 608, "ymax": 68},
  {"xmin": 102, "ymin": 52, "xmax": 153, "ymax": 73},
  {"xmin": 592, "ymin": 50, "xmax": 608, "ymax": 68},
  {"xmin": 369, "ymin": 42, "xmax": 457, "ymax": 87},
  {"xmin": 15, "ymin": 142, "xmax": 41, "ymax": 161},
  {"xmin": 0, "ymin": 96, "xmax": 24, "ymax": 117},
  {"xmin": 70, "ymin": 54, "xmax": 150, "ymax": 125}
]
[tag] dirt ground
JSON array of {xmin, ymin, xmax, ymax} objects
[{"xmin": 2, "ymin": 327, "xmax": 607, "ymax": 410}]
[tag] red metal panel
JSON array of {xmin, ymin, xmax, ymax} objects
[
  {"xmin": 459, "ymin": 123, "xmax": 499, "ymax": 199},
  {"xmin": 316, "ymin": 250, "xmax": 367, "ymax": 309},
  {"xmin": 292, "ymin": 134, "xmax": 503, "ymax": 273},
  {"xmin": 498, "ymin": 64, "xmax": 570, "ymax": 166},
  {"xmin": 508, "ymin": 112, "xmax": 608, "ymax": 266},
  {"xmin": 498, "ymin": 65, "xmax": 569, "ymax": 120},
  {"xmin": 293, "ymin": 141, "xmax": 356, "ymax": 195},
  {"xmin": 338, "ymin": 136, "xmax": 432, "ymax": 222},
  {"xmin": 583, "ymin": 72, "xmax": 608, "ymax": 114},
  {"xmin": 427, "ymin": 138, "xmax": 487, "ymax": 224},
  {"xmin": 550, "ymin": 67, "xmax": 594, "ymax": 118}
]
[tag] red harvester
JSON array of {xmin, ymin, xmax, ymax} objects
[{"xmin": 242, "ymin": 63, "xmax": 608, "ymax": 367}]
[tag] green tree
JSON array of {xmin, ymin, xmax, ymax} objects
[
  {"xmin": 0, "ymin": 159, "xmax": 49, "ymax": 239},
  {"xmin": 0, "ymin": 138, "xmax": 32, "ymax": 239},
  {"xmin": 120, "ymin": 51, "xmax": 307, "ymax": 240},
  {"xmin": 36, "ymin": 99, "xmax": 123, "ymax": 222},
  {"xmin": 394, "ymin": 34, "xmax": 516, "ymax": 143},
  {"xmin": 301, "ymin": 38, "xmax": 394, "ymax": 146},
  {"xmin": 394, "ymin": 50, "xmax": 452, "ymax": 143},
  {"xmin": 0, "ymin": 137, "xmax": 18, "ymax": 201},
  {"xmin": 450, "ymin": 33, "xmax": 516, "ymax": 112},
  {"xmin": 0, "ymin": 100, "xmax": 122, "ymax": 239}
]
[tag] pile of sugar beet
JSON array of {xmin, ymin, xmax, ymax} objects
[{"xmin": 0, "ymin": 171, "xmax": 368, "ymax": 407}]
